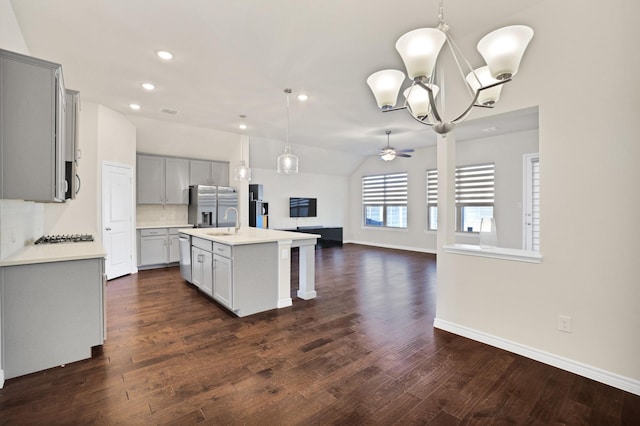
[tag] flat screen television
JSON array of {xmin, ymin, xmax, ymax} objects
[{"xmin": 289, "ymin": 197, "xmax": 317, "ymax": 218}]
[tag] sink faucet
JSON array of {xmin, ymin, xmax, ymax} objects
[{"xmin": 223, "ymin": 207, "xmax": 240, "ymax": 233}]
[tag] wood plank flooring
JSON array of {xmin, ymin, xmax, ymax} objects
[{"xmin": 1, "ymin": 244, "xmax": 639, "ymax": 424}]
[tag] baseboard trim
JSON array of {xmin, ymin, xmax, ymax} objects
[
  {"xmin": 433, "ymin": 318, "xmax": 640, "ymax": 397},
  {"xmin": 0, "ymin": 368, "xmax": 5, "ymax": 389},
  {"xmin": 344, "ymin": 240, "xmax": 437, "ymax": 255}
]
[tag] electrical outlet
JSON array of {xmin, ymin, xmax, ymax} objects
[{"xmin": 558, "ymin": 315, "xmax": 572, "ymax": 333}]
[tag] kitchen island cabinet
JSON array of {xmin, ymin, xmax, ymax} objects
[
  {"xmin": 0, "ymin": 242, "xmax": 106, "ymax": 380},
  {"xmin": 180, "ymin": 228, "xmax": 319, "ymax": 317}
]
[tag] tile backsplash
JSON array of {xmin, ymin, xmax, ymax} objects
[
  {"xmin": 0, "ymin": 200, "xmax": 44, "ymax": 260},
  {"xmin": 136, "ymin": 204, "xmax": 188, "ymax": 226}
]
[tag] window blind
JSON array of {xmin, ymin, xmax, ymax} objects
[
  {"xmin": 425, "ymin": 163, "xmax": 495, "ymax": 207},
  {"xmin": 455, "ymin": 163, "xmax": 495, "ymax": 207},
  {"xmin": 362, "ymin": 172, "xmax": 408, "ymax": 206}
]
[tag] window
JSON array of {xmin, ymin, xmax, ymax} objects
[
  {"xmin": 362, "ymin": 172, "xmax": 408, "ymax": 228},
  {"xmin": 426, "ymin": 163, "xmax": 495, "ymax": 232}
]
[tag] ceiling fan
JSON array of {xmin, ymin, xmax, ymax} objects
[{"xmin": 379, "ymin": 130, "xmax": 413, "ymax": 161}]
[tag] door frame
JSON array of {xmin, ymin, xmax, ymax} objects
[
  {"xmin": 522, "ymin": 153, "xmax": 540, "ymax": 251},
  {"xmin": 102, "ymin": 161, "xmax": 136, "ymax": 277}
]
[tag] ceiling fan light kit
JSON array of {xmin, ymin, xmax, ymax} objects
[
  {"xmin": 367, "ymin": 0, "xmax": 534, "ymax": 135},
  {"xmin": 379, "ymin": 130, "xmax": 414, "ymax": 161}
]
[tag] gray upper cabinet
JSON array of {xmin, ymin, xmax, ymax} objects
[
  {"xmin": 164, "ymin": 157, "xmax": 189, "ymax": 204},
  {"xmin": 189, "ymin": 159, "xmax": 229, "ymax": 187},
  {"xmin": 65, "ymin": 89, "xmax": 80, "ymax": 200},
  {"xmin": 137, "ymin": 154, "xmax": 189, "ymax": 205},
  {"xmin": 0, "ymin": 48, "xmax": 67, "ymax": 202}
]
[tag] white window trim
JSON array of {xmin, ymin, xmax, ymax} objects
[{"xmin": 443, "ymin": 243, "xmax": 542, "ymax": 263}]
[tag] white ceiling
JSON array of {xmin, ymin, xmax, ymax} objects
[{"xmin": 11, "ymin": 0, "xmax": 541, "ymax": 158}]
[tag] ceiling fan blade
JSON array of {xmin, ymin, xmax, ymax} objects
[
  {"xmin": 397, "ymin": 148, "xmax": 415, "ymax": 153},
  {"xmin": 397, "ymin": 153, "xmax": 412, "ymax": 158}
]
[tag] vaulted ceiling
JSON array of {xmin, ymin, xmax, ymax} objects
[{"xmin": 11, "ymin": 0, "xmax": 541, "ymax": 163}]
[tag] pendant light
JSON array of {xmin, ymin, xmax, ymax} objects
[
  {"xmin": 233, "ymin": 115, "xmax": 252, "ymax": 182},
  {"xmin": 277, "ymin": 88, "xmax": 299, "ymax": 174}
]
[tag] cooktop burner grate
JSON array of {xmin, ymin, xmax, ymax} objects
[{"xmin": 35, "ymin": 234, "xmax": 94, "ymax": 245}]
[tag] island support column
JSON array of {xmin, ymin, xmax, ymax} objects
[
  {"xmin": 297, "ymin": 243, "xmax": 317, "ymax": 300},
  {"xmin": 276, "ymin": 240, "xmax": 293, "ymax": 308}
]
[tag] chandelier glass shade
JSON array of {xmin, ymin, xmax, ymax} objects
[
  {"xmin": 277, "ymin": 88, "xmax": 299, "ymax": 174},
  {"xmin": 366, "ymin": 0, "xmax": 533, "ymax": 135}
]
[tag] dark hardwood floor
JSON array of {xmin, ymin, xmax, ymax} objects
[{"xmin": 1, "ymin": 244, "xmax": 639, "ymax": 424}]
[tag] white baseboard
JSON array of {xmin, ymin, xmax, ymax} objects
[
  {"xmin": 344, "ymin": 240, "xmax": 437, "ymax": 255},
  {"xmin": 0, "ymin": 368, "xmax": 4, "ymax": 389},
  {"xmin": 433, "ymin": 318, "xmax": 640, "ymax": 397}
]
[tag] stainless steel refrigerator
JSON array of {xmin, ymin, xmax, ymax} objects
[{"xmin": 188, "ymin": 185, "xmax": 238, "ymax": 228}]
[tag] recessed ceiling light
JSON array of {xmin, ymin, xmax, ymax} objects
[
  {"xmin": 156, "ymin": 50, "xmax": 173, "ymax": 60},
  {"xmin": 129, "ymin": 103, "xmax": 141, "ymax": 110},
  {"xmin": 297, "ymin": 94, "xmax": 309, "ymax": 101},
  {"xmin": 141, "ymin": 82, "xmax": 156, "ymax": 91}
]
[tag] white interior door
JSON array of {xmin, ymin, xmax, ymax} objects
[{"xmin": 102, "ymin": 162, "xmax": 133, "ymax": 279}]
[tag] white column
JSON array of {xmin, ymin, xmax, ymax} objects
[
  {"xmin": 276, "ymin": 240, "xmax": 293, "ymax": 308},
  {"xmin": 437, "ymin": 132, "xmax": 456, "ymax": 248},
  {"xmin": 297, "ymin": 243, "xmax": 317, "ymax": 300}
]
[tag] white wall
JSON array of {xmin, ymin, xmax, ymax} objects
[
  {"xmin": 435, "ymin": 0, "xmax": 640, "ymax": 394},
  {"xmin": 0, "ymin": 0, "xmax": 28, "ymax": 54},
  {"xmin": 347, "ymin": 128, "xmax": 538, "ymax": 252},
  {"xmin": 250, "ymin": 168, "xmax": 348, "ymax": 230}
]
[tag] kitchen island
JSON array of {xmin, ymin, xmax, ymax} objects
[{"xmin": 178, "ymin": 227, "xmax": 319, "ymax": 317}]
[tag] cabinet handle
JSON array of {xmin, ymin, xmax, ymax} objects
[
  {"xmin": 75, "ymin": 174, "xmax": 81, "ymax": 195},
  {"xmin": 105, "ymin": 227, "xmax": 111, "ymax": 231}
]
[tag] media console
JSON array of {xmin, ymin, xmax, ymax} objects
[{"xmin": 283, "ymin": 226, "xmax": 343, "ymax": 247}]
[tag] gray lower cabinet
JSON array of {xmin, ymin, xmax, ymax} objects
[
  {"xmin": 191, "ymin": 238, "xmax": 213, "ymax": 295},
  {"xmin": 169, "ymin": 233, "xmax": 180, "ymax": 263},
  {"xmin": 212, "ymin": 244, "xmax": 233, "ymax": 309},
  {"xmin": 1, "ymin": 257, "xmax": 105, "ymax": 379},
  {"xmin": 138, "ymin": 228, "xmax": 182, "ymax": 268},
  {"xmin": 0, "ymin": 48, "xmax": 67, "ymax": 202},
  {"xmin": 189, "ymin": 238, "xmax": 278, "ymax": 317}
]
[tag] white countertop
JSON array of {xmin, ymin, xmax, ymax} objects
[
  {"xmin": 0, "ymin": 241, "xmax": 107, "ymax": 267},
  {"xmin": 137, "ymin": 224, "xmax": 193, "ymax": 230},
  {"xmin": 178, "ymin": 227, "xmax": 320, "ymax": 246}
]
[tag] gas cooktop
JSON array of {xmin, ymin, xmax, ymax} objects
[{"xmin": 34, "ymin": 234, "xmax": 94, "ymax": 245}]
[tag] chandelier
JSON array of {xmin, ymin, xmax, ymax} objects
[
  {"xmin": 366, "ymin": 0, "xmax": 534, "ymax": 135},
  {"xmin": 277, "ymin": 88, "xmax": 299, "ymax": 174}
]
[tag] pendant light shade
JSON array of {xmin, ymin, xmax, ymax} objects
[
  {"xmin": 234, "ymin": 160, "xmax": 252, "ymax": 181},
  {"xmin": 403, "ymin": 84, "xmax": 440, "ymax": 118},
  {"xmin": 465, "ymin": 66, "xmax": 503, "ymax": 106},
  {"xmin": 277, "ymin": 146, "xmax": 299, "ymax": 174},
  {"xmin": 366, "ymin": 69, "xmax": 405, "ymax": 110},
  {"xmin": 277, "ymin": 88, "xmax": 299, "ymax": 174},
  {"xmin": 233, "ymin": 130, "xmax": 252, "ymax": 182},
  {"xmin": 477, "ymin": 25, "xmax": 534, "ymax": 80},
  {"xmin": 395, "ymin": 28, "xmax": 447, "ymax": 80}
]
